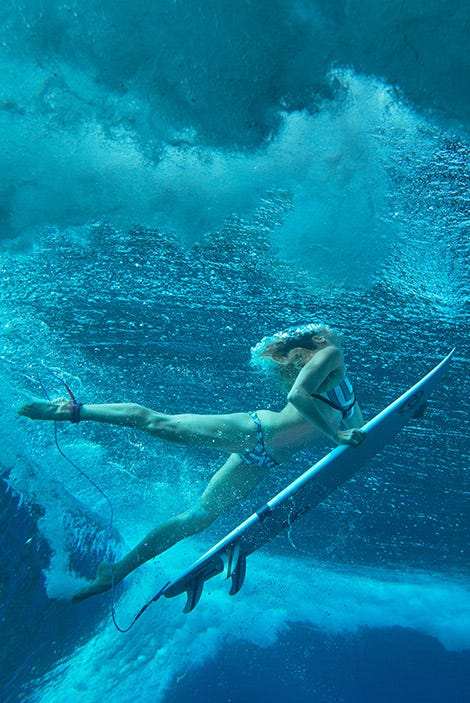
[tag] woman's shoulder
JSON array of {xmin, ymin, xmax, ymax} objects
[{"xmin": 304, "ymin": 344, "xmax": 343, "ymax": 369}]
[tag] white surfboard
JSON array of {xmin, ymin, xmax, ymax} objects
[{"xmin": 161, "ymin": 350, "xmax": 454, "ymax": 613}]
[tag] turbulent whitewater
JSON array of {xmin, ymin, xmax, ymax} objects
[{"xmin": 1, "ymin": 2, "xmax": 469, "ymax": 702}]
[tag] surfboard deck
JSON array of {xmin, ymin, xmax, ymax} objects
[{"xmin": 161, "ymin": 350, "xmax": 454, "ymax": 613}]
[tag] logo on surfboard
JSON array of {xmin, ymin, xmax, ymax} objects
[{"xmin": 398, "ymin": 390, "xmax": 424, "ymax": 415}]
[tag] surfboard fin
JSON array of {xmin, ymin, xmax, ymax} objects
[
  {"xmin": 229, "ymin": 553, "xmax": 247, "ymax": 595},
  {"xmin": 222, "ymin": 542, "xmax": 240, "ymax": 577},
  {"xmin": 183, "ymin": 576, "xmax": 205, "ymax": 613},
  {"xmin": 221, "ymin": 542, "xmax": 247, "ymax": 595}
]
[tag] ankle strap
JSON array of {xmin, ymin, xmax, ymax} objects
[{"xmin": 69, "ymin": 401, "xmax": 83, "ymax": 423}]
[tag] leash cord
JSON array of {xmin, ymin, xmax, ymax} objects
[{"xmin": 36, "ymin": 372, "xmax": 167, "ymax": 633}]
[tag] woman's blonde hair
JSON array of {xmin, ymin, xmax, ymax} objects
[{"xmin": 251, "ymin": 323, "xmax": 342, "ymax": 389}]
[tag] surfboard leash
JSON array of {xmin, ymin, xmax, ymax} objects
[{"xmin": 35, "ymin": 371, "xmax": 163, "ymax": 633}]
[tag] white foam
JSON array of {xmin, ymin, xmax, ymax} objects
[
  {"xmin": 30, "ymin": 549, "xmax": 470, "ymax": 703},
  {"xmin": 0, "ymin": 49, "xmax": 419, "ymax": 286}
]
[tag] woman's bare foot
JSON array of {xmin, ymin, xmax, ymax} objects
[
  {"xmin": 18, "ymin": 399, "xmax": 70, "ymax": 421},
  {"xmin": 72, "ymin": 561, "xmax": 122, "ymax": 603}
]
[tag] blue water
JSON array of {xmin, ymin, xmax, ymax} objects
[{"xmin": 1, "ymin": 1, "xmax": 469, "ymax": 702}]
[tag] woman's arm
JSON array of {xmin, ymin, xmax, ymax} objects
[
  {"xmin": 342, "ymin": 403, "xmax": 364, "ymax": 429},
  {"xmin": 287, "ymin": 347, "xmax": 365, "ymax": 446}
]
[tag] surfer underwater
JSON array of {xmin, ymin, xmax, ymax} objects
[{"xmin": 19, "ymin": 323, "xmax": 366, "ymax": 601}]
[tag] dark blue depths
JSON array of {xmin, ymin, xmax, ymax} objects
[{"xmin": 167, "ymin": 625, "xmax": 470, "ymax": 703}]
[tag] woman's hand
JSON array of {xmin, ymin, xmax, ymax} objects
[{"xmin": 334, "ymin": 428, "xmax": 366, "ymax": 447}]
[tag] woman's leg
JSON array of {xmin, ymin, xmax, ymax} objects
[
  {"xmin": 73, "ymin": 454, "xmax": 267, "ymax": 601},
  {"xmin": 19, "ymin": 400, "xmax": 258, "ymax": 453}
]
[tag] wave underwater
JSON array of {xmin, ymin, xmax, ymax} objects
[
  {"xmin": 1, "ymin": 1, "xmax": 469, "ymax": 702},
  {"xmin": 1, "ymin": 0, "xmax": 469, "ymax": 253}
]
